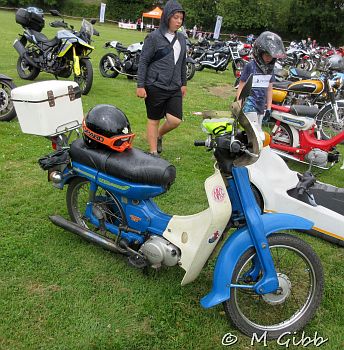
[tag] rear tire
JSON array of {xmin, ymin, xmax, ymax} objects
[
  {"xmin": 0, "ymin": 79, "xmax": 17, "ymax": 122},
  {"xmin": 270, "ymin": 122, "xmax": 293, "ymax": 147},
  {"xmin": 16, "ymin": 56, "xmax": 40, "ymax": 80}
]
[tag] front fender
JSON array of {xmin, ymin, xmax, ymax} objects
[
  {"xmin": 200, "ymin": 213, "xmax": 313, "ymax": 308},
  {"xmin": 186, "ymin": 56, "xmax": 196, "ymax": 64},
  {"xmin": 0, "ymin": 74, "xmax": 13, "ymax": 81}
]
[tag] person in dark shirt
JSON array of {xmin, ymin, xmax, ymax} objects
[
  {"xmin": 236, "ymin": 31, "xmax": 286, "ymax": 137},
  {"xmin": 136, "ymin": 0, "xmax": 187, "ymax": 156}
]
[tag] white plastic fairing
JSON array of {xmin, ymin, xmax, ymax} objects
[{"xmin": 163, "ymin": 167, "xmax": 231, "ymax": 285}]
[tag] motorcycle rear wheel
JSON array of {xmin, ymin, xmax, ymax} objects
[
  {"xmin": 0, "ymin": 79, "xmax": 17, "ymax": 122},
  {"xmin": 67, "ymin": 177, "xmax": 125, "ymax": 232},
  {"xmin": 223, "ymin": 233, "xmax": 324, "ymax": 339},
  {"xmin": 16, "ymin": 56, "xmax": 40, "ymax": 80},
  {"xmin": 270, "ymin": 122, "xmax": 293, "ymax": 147},
  {"xmin": 74, "ymin": 58, "xmax": 93, "ymax": 95},
  {"xmin": 315, "ymin": 100, "xmax": 344, "ymax": 140},
  {"xmin": 99, "ymin": 53, "xmax": 120, "ymax": 78}
]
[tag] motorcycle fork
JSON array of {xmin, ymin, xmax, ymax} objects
[
  {"xmin": 73, "ymin": 46, "xmax": 81, "ymax": 76},
  {"xmin": 327, "ymin": 80, "xmax": 340, "ymax": 123},
  {"xmin": 231, "ymin": 168, "xmax": 279, "ymax": 294}
]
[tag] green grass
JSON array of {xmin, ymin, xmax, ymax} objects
[{"xmin": 1, "ymin": 9, "xmax": 344, "ymax": 350}]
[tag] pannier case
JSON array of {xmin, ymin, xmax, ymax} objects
[
  {"xmin": 15, "ymin": 8, "xmax": 45, "ymax": 32},
  {"xmin": 11, "ymin": 80, "xmax": 84, "ymax": 136}
]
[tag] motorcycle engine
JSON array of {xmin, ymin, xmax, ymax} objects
[
  {"xmin": 305, "ymin": 148, "xmax": 328, "ymax": 167},
  {"xmin": 139, "ymin": 236, "xmax": 180, "ymax": 268}
]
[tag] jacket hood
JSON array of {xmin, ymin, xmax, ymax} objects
[{"xmin": 159, "ymin": 0, "xmax": 185, "ymax": 34}]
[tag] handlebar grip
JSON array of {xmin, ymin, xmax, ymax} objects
[{"xmin": 194, "ymin": 140, "xmax": 206, "ymax": 146}]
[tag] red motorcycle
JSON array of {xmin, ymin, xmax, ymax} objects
[{"xmin": 268, "ymin": 103, "xmax": 342, "ymax": 169}]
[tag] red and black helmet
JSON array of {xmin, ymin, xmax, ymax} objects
[{"xmin": 82, "ymin": 104, "xmax": 135, "ymax": 152}]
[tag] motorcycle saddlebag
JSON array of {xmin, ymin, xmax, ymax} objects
[{"xmin": 15, "ymin": 8, "xmax": 45, "ymax": 32}]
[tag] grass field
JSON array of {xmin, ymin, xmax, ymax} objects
[{"xmin": 0, "ymin": 9, "xmax": 344, "ymax": 350}]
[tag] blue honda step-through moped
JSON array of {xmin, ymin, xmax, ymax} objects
[{"xmin": 30, "ymin": 77, "xmax": 324, "ymax": 339}]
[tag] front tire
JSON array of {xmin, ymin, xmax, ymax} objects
[
  {"xmin": 223, "ymin": 233, "xmax": 324, "ymax": 339},
  {"xmin": 16, "ymin": 56, "xmax": 40, "ymax": 80},
  {"xmin": 315, "ymin": 101, "xmax": 344, "ymax": 140},
  {"xmin": 99, "ymin": 53, "xmax": 120, "ymax": 78},
  {"xmin": 0, "ymin": 79, "xmax": 17, "ymax": 122},
  {"xmin": 74, "ymin": 58, "xmax": 93, "ymax": 95},
  {"xmin": 186, "ymin": 61, "xmax": 196, "ymax": 80}
]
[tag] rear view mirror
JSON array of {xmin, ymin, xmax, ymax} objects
[{"xmin": 238, "ymin": 74, "xmax": 253, "ymax": 101}]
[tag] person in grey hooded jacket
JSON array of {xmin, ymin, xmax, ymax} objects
[{"xmin": 136, "ymin": 0, "xmax": 187, "ymax": 155}]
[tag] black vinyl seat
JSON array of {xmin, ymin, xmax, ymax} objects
[
  {"xmin": 290, "ymin": 105, "xmax": 319, "ymax": 117},
  {"xmin": 69, "ymin": 139, "xmax": 176, "ymax": 188}
]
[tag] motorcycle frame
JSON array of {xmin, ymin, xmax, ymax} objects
[{"xmin": 270, "ymin": 110, "xmax": 344, "ymax": 162}]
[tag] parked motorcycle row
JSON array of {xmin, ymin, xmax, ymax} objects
[{"xmin": 4, "ymin": 8, "xmax": 344, "ymax": 342}]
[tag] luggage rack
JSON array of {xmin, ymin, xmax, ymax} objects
[{"xmin": 46, "ymin": 120, "xmax": 82, "ymax": 149}]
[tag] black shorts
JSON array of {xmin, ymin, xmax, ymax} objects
[{"xmin": 145, "ymin": 85, "xmax": 183, "ymax": 120}]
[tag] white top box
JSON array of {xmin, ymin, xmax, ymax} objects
[{"xmin": 12, "ymin": 80, "xmax": 84, "ymax": 136}]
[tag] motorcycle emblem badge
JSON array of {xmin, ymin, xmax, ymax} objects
[{"xmin": 212, "ymin": 185, "xmax": 226, "ymax": 202}]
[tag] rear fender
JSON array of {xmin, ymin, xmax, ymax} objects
[{"xmin": 200, "ymin": 213, "xmax": 313, "ymax": 308}]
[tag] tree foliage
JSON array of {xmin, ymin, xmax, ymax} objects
[{"xmin": 1, "ymin": 0, "xmax": 343, "ymax": 45}]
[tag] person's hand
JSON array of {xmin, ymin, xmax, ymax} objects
[
  {"xmin": 263, "ymin": 109, "xmax": 272, "ymax": 123},
  {"xmin": 136, "ymin": 87, "xmax": 147, "ymax": 98},
  {"xmin": 181, "ymin": 86, "xmax": 187, "ymax": 97}
]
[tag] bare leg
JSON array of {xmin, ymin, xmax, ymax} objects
[
  {"xmin": 147, "ymin": 119, "xmax": 160, "ymax": 153},
  {"xmin": 158, "ymin": 113, "xmax": 182, "ymax": 138}
]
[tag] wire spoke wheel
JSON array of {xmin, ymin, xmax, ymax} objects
[
  {"xmin": 316, "ymin": 101, "xmax": 344, "ymax": 140},
  {"xmin": 0, "ymin": 80, "xmax": 16, "ymax": 121},
  {"xmin": 74, "ymin": 58, "xmax": 93, "ymax": 95},
  {"xmin": 223, "ymin": 233, "xmax": 324, "ymax": 339},
  {"xmin": 67, "ymin": 177, "xmax": 124, "ymax": 236},
  {"xmin": 269, "ymin": 122, "xmax": 293, "ymax": 147}
]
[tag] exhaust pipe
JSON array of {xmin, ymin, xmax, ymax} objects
[
  {"xmin": 49, "ymin": 215, "xmax": 126, "ymax": 254},
  {"xmin": 13, "ymin": 39, "xmax": 39, "ymax": 69}
]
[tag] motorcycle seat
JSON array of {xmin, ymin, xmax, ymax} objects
[
  {"xmin": 69, "ymin": 138, "xmax": 176, "ymax": 189},
  {"xmin": 30, "ymin": 30, "xmax": 59, "ymax": 46},
  {"xmin": 290, "ymin": 68, "xmax": 313, "ymax": 79},
  {"xmin": 289, "ymin": 105, "xmax": 319, "ymax": 117},
  {"xmin": 272, "ymin": 81, "xmax": 292, "ymax": 89}
]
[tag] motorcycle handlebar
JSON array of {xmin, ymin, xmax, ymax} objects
[{"xmin": 194, "ymin": 140, "xmax": 206, "ymax": 146}]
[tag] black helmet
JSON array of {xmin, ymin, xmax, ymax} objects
[
  {"xmin": 253, "ymin": 31, "xmax": 286, "ymax": 74},
  {"xmin": 82, "ymin": 104, "xmax": 135, "ymax": 152},
  {"xmin": 327, "ymin": 54, "xmax": 344, "ymax": 71}
]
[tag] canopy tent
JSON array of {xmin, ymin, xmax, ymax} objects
[{"xmin": 142, "ymin": 7, "xmax": 162, "ymax": 19}]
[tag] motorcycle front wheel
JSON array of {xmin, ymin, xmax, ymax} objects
[
  {"xmin": 186, "ymin": 61, "xmax": 196, "ymax": 80},
  {"xmin": 67, "ymin": 177, "xmax": 125, "ymax": 232},
  {"xmin": 74, "ymin": 58, "xmax": 93, "ymax": 95},
  {"xmin": 232, "ymin": 59, "xmax": 246, "ymax": 88},
  {"xmin": 223, "ymin": 233, "xmax": 324, "ymax": 339},
  {"xmin": 0, "ymin": 79, "xmax": 17, "ymax": 122},
  {"xmin": 16, "ymin": 56, "xmax": 40, "ymax": 80},
  {"xmin": 99, "ymin": 53, "xmax": 120, "ymax": 78},
  {"xmin": 315, "ymin": 100, "xmax": 344, "ymax": 140}
]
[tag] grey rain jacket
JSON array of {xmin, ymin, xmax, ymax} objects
[{"xmin": 137, "ymin": 0, "xmax": 187, "ymax": 91}]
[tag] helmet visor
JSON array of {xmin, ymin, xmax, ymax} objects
[{"xmin": 82, "ymin": 120, "xmax": 135, "ymax": 152}]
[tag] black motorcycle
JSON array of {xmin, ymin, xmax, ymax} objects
[
  {"xmin": 193, "ymin": 41, "xmax": 238, "ymax": 73},
  {"xmin": 13, "ymin": 8, "xmax": 98, "ymax": 95},
  {"xmin": 100, "ymin": 40, "xmax": 196, "ymax": 81},
  {"xmin": 99, "ymin": 41, "xmax": 143, "ymax": 80},
  {"xmin": 0, "ymin": 74, "xmax": 16, "ymax": 122}
]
